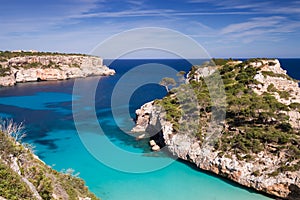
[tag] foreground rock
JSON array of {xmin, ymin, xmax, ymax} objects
[
  {"xmin": 0, "ymin": 53, "xmax": 115, "ymax": 86},
  {"xmin": 0, "ymin": 124, "xmax": 99, "ymax": 200},
  {"xmin": 132, "ymin": 59, "xmax": 300, "ymax": 200}
]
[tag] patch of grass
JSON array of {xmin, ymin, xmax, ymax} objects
[{"xmin": 262, "ymin": 70, "xmax": 293, "ymax": 81}]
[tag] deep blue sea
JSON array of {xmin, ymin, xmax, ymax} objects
[{"xmin": 0, "ymin": 59, "xmax": 298, "ymax": 200}]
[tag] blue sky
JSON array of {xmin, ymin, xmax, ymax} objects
[{"xmin": 1, "ymin": 0, "xmax": 300, "ymax": 58}]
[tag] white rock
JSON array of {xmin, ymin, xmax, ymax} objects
[
  {"xmin": 0, "ymin": 55, "xmax": 115, "ymax": 87},
  {"xmin": 149, "ymin": 140, "xmax": 156, "ymax": 147},
  {"xmin": 152, "ymin": 145, "xmax": 160, "ymax": 151}
]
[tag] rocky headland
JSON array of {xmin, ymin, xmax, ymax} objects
[
  {"xmin": 0, "ymin": 51, "xmax": 115, "ymax": 86},
  {"xmin": 132, "ymin": 59, "xmax": 300, "ymax": 200}
]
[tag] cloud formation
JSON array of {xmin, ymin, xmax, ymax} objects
[{"xmin": 1, "ymin": 0, "xmax": 300, "ymax": 57}]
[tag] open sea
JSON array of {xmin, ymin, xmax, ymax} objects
[{"xmin": 0, "ymin": 58, "xmax": 299, "ymax": 200}]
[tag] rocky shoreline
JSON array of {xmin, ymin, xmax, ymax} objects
[
  {"xmin": 0, "ymin": 54, "xmax": 115, "ymax": 86},
  {"xmin": 132, "ymin": 59, "xmax": 300, "ymax": 200}
]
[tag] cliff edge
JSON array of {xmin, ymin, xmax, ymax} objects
[
  {"xmin": 132, "ymin": 59, "xmax": 300, "ymax": 200},
  {"xmin": 0, "ymin": 51, "xmax": 115, "ymax": 86}
]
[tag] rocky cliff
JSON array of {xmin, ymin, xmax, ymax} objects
[
  {"xmin": 132, "ymin": 59, "xmax": 300, "ymax": 200},
  {"xmin": 0, "ymin": 52, "xmax": 115, "ymax": 86},
  {"xmin": 0, "ymin": 120, "xmax": 99, "ymax": 200}
]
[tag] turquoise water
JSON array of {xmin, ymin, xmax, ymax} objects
[{"xmin": 0, "ymin": 59, "xmax": 281, "ymax": 200}]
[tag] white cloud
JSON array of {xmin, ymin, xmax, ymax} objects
[
  {"xmin": 221, "ymin": 16, "xmax": 286, "ymax": 34},
  {"xmin": 0, "ymin": 0, "xmax": 103, "ymax": 34},
  {"xmin": 219, "ymin": 16, "xmax": 300, "ymax": 43},
  {"xmin": 188, "ymin": 0, "xmax": 300, "ymax": 15},
  {"xmin": 1, "ymin": 0, "xmax": 300, "ymax": 57}
]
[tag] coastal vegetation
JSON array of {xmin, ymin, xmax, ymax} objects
[
  {"xmin": 0, "ymin": 66, "xmax": 11, "ymax": 76},
  {"xmin": 0, "ymin": 50, "xmax": 87, "ymax": 59},
  {"xmin": 156, "ymin": 58, "xmax": 300, "ymax": 175},
  {"xmin": 0, "ymin": 119, "xmax": 99, "ymax": 200},
  {"xmin": 0, "ymin": 50, "xmax": 89, "ymax": 72},
  {"xmin": 159, "ymin": 77, "xmax": 177, "ymax": 93},
  {"xmin": 0, "ymin": 50, "xmax": 115, "ymax": 87}
]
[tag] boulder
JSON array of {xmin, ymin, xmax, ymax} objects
[
  {"xmin": 149, "ymin": 140, "xmax": 156, "ymax": 147},
  {"xmin": 151, "ymin": 145, "xmax": 160, "ymax": 151}
]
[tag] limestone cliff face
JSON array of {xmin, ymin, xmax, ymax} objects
[
  {"xmin": 134, "ymin": 101, "xmax": 300, "ymax": 199},
  {"xmin": 0, "ymin": 55, "xmax": 115, "ymax": 86},
  {"xmin": 132, "ymin": 59, "xmax": 300, "ymax": 200},
  {"xmin": 250, "ymin": 59, "xmax": 300, "ymax": 129}
]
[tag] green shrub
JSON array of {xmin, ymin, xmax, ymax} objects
[
  {"xmin": 0, "ymin": 162, "xmax": 34, "ymax": 200},
  {"xmin": 289, "ymin": 102, "xmax": 300, "ymax": 110},
  {"xmin": 268, "ymin": 61, "xmax": 276, "ymax": 66},
  {"xmin": 252, "ymin": 170, "xmax": 260, "ymax": 177},
  {"xmin": 261, "ymin": 70, "xmax": 293, "ymax": 80},
  {"xmin": 220, "ymin": 64, "xmax": 234, "ymax": 74},
  {"xmin": 0, "ymin": 67, "xmax": 11, "ymax": 76},
  {"xmin": 212, "ymin": 58, "xmax": 229, "ymax": 66},
  {"xmin": 278, "ymin": 91, "xmax": 290, "ymax": 100},
  {"xmin": 267, "ymin": 83, "xmax": 277, "ymax": 92},
  {"xmin": 268, "ymin": 170, "xmax": 279, "ymax": 177}
]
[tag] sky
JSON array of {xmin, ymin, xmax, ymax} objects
[{"xmin": 1, "ymin": 0, "xmax": 300, "ymax": 58}]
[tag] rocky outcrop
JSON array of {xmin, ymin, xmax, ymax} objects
[
  {"xmin": 0, "ymin": 54, "xmax": 115, "ymax": 86},
  {"xmin": 0, "ymin": 125, "xmax": 99, "ymax": 200},
  {"xmin": 132, "ymin": 59, "xmax": 300, "ymax": 200},
  {"xmin": 250, "ymin": 59, "xmax": 299, "ymax": 101},
  {"xmin": 133, "ymin": 101, "xmax": 300, "ymax": 199},
  {"xmin": 249, "ymin": 59, "xmax": 300, "ymax": 129}
]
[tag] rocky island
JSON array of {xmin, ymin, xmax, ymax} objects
[
  {"xmin": 132, "ymin": 59, "xmax": 300, "ymax": 200},
  {"xmin": 0, "ymin": 51, "xmax": 115, "ymax": 87}
]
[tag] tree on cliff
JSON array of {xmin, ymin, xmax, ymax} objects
[
  {"xmin": 159, "ymin": 77, "xmax": 176, "ymax": 93},
  {"xmin": 177, "ymin": 71, "xmax": 186, "ymax": 83}
]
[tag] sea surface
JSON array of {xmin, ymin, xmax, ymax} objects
[{"xmin": 0, "ymin": 59, "xmax": 298, "ymax": 200}]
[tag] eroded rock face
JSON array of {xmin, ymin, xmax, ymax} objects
[
  {"xmin": 133, "ymin": 101, "xmax": 300, "ymax": 199},
  {"xmin": 250, "ymin": 59, "xmax": 300, "ymax": 129},
  {"xmin": 132, "ymin": 58, "xmax": 300, "ymax": 200},
  {"xmin": 0, "ymin": 55, "xmax": 115, "ymax": 86},
  {"xmin": 0, "ymin": 75, "xmax": 16, "ymax": 86}
]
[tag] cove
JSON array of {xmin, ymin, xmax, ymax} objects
[{"xmin": 0, "ymin": 59, "xmax": 279, "ymax": 200}]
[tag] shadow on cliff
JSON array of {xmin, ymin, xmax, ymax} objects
[
  {"xmin": 287, "ymin": 184, "xmax": 300, "ymax": 200},
  {"xmin": 177, "ymin": 158, "xmax": 280, "ymax": 199}
]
